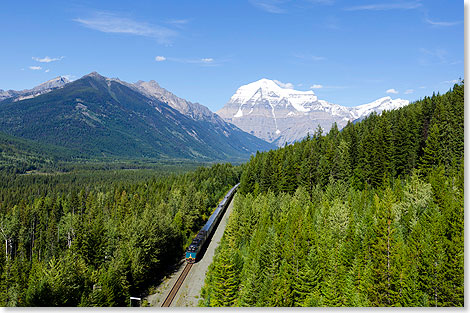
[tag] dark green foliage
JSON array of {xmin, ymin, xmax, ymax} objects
[
  {"xmin": 202, "ymin": 172, "xmax": 463, "ymax": 307},
  {"xmin": 0, "ymin": 74, "xmax": 274, "ymax": 163},
  {"xmin": 201, "ymin": 82, "xmax": 464, "ymax": 307},
  {"xmin": 234, "ymin": 82, "xmax": 463, "ymax": 194},
  {"xmin": 0, "ymin": 162, "xmax": 240, "ymax": 306}
]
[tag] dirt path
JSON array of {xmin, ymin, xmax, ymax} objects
[{"xmin": 146, "ymin": 195, "xmax": 235, "ymax": 307}]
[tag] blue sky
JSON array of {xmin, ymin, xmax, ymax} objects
[{"xmin": 0, "ymin": 0, "xmax": 463, "ymax": 111}]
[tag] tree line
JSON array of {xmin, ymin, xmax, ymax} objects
[{"xmin": 200, "ymin": 82, "xmax": 464, "ymax": 307}]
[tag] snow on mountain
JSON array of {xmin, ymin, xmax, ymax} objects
[
  {"xmin": 350, "ymin": 96, "xmax": 409, "ymax": 120},
  {"xmin": 31, "ymin": 76, "xmax": 70, "ymax": 92},
  {"xmin": 217, "ymin": 78, "xmax": 410, "ymax": 146},
  {"xmin": 0, "ymin": 90, "xmax": 18, "ymax": 102},
  {"xmin": 0, "ymin": 76, "xmax": 70, "ymax": 102},
  {"xmin": 229, "ymin": 78, "xmax": 318, "ymax": 113}
]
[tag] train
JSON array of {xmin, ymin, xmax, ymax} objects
[{"xmin": 185, "ymin": 183, "xmax": 239, "ymax": 263}]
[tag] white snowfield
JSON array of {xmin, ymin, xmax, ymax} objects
[
  {"xmin": 217, "ymin": 78, "xmax": 410, "ymax": 146},
  {"xmin": 227, "ymin": 78, "xmax": 408, "ymax": 120},
  {"xmin": 350, "ymin": 96, "xmax": 409, "ymax": 120},
  {"xmin": 229, "ymin": 78, "xmax": 318, "ymax": 113}
]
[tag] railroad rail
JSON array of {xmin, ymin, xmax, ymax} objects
[
  {"xmin": 161, "ymin": 263, "xmax": 193, "ymax": 307},
  {"xmin": 161, "ymin": 184, "xmax": 239, "ymax": 307}
]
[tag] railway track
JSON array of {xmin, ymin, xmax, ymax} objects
[{"xmin": 161, "ymin": 263, "xmax": 193, "ymax": 307}]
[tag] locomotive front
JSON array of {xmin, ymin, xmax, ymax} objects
[{"xmin": 185, "ymin": 244, "xmax": 198, "ymax": 263}]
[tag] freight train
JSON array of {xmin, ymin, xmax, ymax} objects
[{"xmin": 185, "ymin": 183, "xmax": 239, "ymax": 263}]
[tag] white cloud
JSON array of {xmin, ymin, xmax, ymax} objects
[
  {"xmin": 250, "ymin": 0, "xmax": 286, "ymax": 13},
  {"xmin": 251, "ymin": 0, "xmax": 334, "ymax": 13},
  {"xmin": 419, "ymin": 48, "xmax": 450, "ymax": 65},
  {"xmin": 63, "ymin": 75, "xmax": 77, "ymax": 81},
  {"xmin": 74, "ymin": 12, "xmax": 177, "ymax": 44},
  {"xmin": 274, "ymin": 80, "xmax": 294, "ymax": 89},
  {"xmin": 386, "ymin": 88, "xmax": 399, "ymax": 94},
  {"xmin": 310, "ymin": 84, "xmax": 324, "ymax": 89},
  {"xmin": 325, "ymin": 16, "xmax": 340, "ymax": 30},
  {"xmin": 162, "ymin": 56, "xmax": 219, "ymax": 65},
  {"xmin": 441, "ymin": 79, "xmax": 459, "ymax": 84},
  {"xmin": 345, "ymin": 1, "xmax": 422, "ymax": 11},
  {"xmin": 404, "ymin": 89, "xmax": 414, "ymax": 94},
  {"xmin": 29, "ymin": 66, "xmax": 42, "ymax": 70},
  {"xmin": 166, "ymin": 19, "xmax": 190, "ymax": 25},
  {"xmin": 45, "ymin": 69, "xmax": 50, "ymax": 73},
  {"xmin": 307, "ymin": 0, "xmax": 335, "ymax": 4},
  {"xmin": 425, "ymin": 18, "xmax": 461, "ymax": 27},
  {"xmin": 311, "ymin": 55, "xmax": 326, "ymax": 61},
  {"xmin": 293, "ymin": 53, "xmax": 326, "ymax": 61},
  {"xmin": 309, "ymin": 84, "xmax": 349, "ymax": 90},
  {"xmin": 32, "ymin": 56, "xmax": 64, "ymax": 63}
]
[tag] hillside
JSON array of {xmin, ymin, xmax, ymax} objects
[
  {"xmin": 0, "ymin": 130, "xmax": 85, "ymax": 173},
  {"xmin": 201, "ymin": 82, "xmax": 464, "ymax": 307},
  {"xmin": 0, "ymin": 73, "xmax": 274, "ymax": 163}
]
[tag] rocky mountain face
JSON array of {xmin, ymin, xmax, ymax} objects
[
  {"xmin": 0, "ymin": 73, "xmax": 274, "ymax": 161},
  {"xmin": 217, "ymin": 79, "xmax": 409, "ymax": 146},
  {"xmin": 133, "ymin": 80, "xmax": 216, "ymax": 121},
  {"xmin": 0, "ymin": 76, "xmax": 70, "ymax": 102}
]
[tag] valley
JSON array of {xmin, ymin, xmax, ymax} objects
[
  {"xmin": 0, "ymin": 73, "xmax": 274, "ymax": 167},
  {"xmin": 0, "ymin": 0, "xmax": 462, "ymax": 308}
]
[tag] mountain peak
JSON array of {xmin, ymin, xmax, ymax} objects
[
  {"xmin": 84, "ymin": 71, "xmax": 106, "ymax": 79},
  {"xmin": 252, "ymin": 78, "xmax": 282, "ymax": 88},
  {"xmin": 135, "ymin": 80, "xmax": 161, "ymax": 89},
  {"xmin": 228, "ymin": 78, "xmax": 317, "ymax": 111},
  {"xmin": 217, "ymin": 78, "xmax": 410, "ymax": 146},
  {"xmin": 0, "ymin": 73, "xmax": 274, "ymax": 161},
  {"xmin": 351, "ymin": 96, "xmax": 409, "ymax": 119},
  {"xmin": 134, "ymin": 79, "xmax": 216, "ymax": 121},
  {"xmin": 0, "ymin": 75, "xmax": 71, "ymax": 102},
  {"xmin": 32, "ymin": 76, "xmax": 70, "ymax": 91}
]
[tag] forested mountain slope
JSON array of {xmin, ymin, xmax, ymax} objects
[
  {"xmin": 201, "ymin": 82, "xmax": 464, "ymax": 307},
  {"xmin": 0, "ymin": 130, "xmax": 80, "ymax": 174},
  {"xmin": 0, "ymin": 72, "xmax": 273, "ymax": 162}
]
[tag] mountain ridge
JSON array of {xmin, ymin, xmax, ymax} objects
[
  {"xmin": 0, "ymin": 73, "xmax": 274, "ymax": 162},
  {"xmin": 217, "ymin": 78, "xmax": 409, "ymax": 146},
  {"xmin": 0, "ymin": 76, "xmax": 70, "ymax": 102}
]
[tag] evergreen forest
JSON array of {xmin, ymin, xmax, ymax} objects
[
  {"xmin": 0, "ymin": 163, "xmax": 239, "ymax": 306},
  {"xmin": 200, "ymin": 82, "xmax": 464, "ymax": 307},
  {"xmin": 0, "ymin": 82, "xmax": 464, "ymax": 307}
]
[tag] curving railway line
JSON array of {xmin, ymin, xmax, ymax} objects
[{"xmin": 160, "ymin": 183, "xmax": 239, "ymax": 307}]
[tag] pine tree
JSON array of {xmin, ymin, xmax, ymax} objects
[
  {"xmin": 336, "ymin": 139, "xmax": 352, "ymax": 183},
  {"xmin": 370, "ymin": 190, "xmax": 398, "ymax": 306},
  {"xmin": 209, "ymin": 250, "xmax": 242, "ymax": 307},
  {"xmin": 419, "ymin": 123, "xmax": 441, "ymax": 174}
]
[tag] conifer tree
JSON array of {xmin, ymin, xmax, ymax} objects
[
  {"xmin": 370, "ymin": 190, "xmax": 397, "ymax": 306},
  {"xmin": 419, "ymin": 123, "xmax": 441, "ymax": 174},
  {"xmin": 209, "ymin": 250, "xmax": 242, "ymax": 307}
]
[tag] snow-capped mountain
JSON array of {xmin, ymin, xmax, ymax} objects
[
  {"xmin": 350, "ymin": 96, "xmax": 409, "ymax": 120},
  {"xmin": 217, "ymin": 78, "xmax": 409, "ymax": 146},
  {"xmin": 0, "ymin": 76, "xmax": 70, "ymax": 102},
  {"xmin": 0, "ymin": 72, "xmax": 274, "ymax": 161}
]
